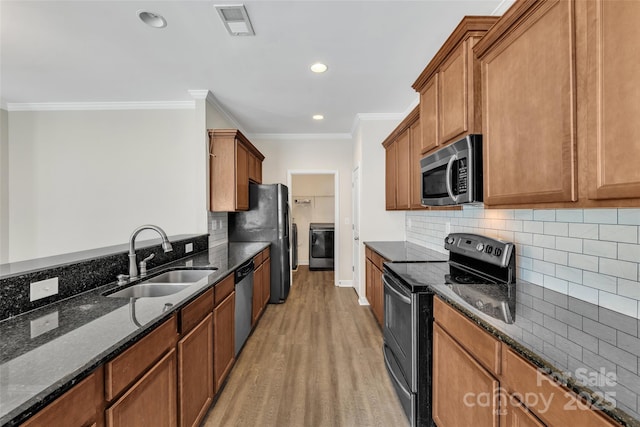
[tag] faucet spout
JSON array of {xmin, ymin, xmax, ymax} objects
[{"xmin": 128, "ymin": 224, "xmax": 173, "ymax": 280}]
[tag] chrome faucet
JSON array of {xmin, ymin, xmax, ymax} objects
[{"xmin": 128, "ymin": 225, "xmax": 173, "ymax": 280}]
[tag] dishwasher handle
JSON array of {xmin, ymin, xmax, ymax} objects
[{"xmin": 235, "ymin": 259, "xmax": 254, "ymax": 283}]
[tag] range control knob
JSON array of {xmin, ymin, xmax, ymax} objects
[
  {"xmin": 475, "ymin": 300, "xmax": 484, "ymax": 309},
  {"xmin": 445, "ymin": 236, "xmax": 455, "ymax": 245},
  {"xmin": 476, "ymin": 243, "xmax": 485, "ymax": 252},
  {"xmin": 495, "ymin": 248, "xmax": 503, "ymax": 257},
  {"xmin": 486, "ymin": 245, "xmax": 493, "ymax": 254}
]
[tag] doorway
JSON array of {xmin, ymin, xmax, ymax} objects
[{"xmin": 287, "ymin": 170, "xmax": 339, "ymax": 287}]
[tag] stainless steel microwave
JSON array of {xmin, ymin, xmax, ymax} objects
[{"xmin": 420, "ymin": 135, "xmax": 483, "ymax": 206}]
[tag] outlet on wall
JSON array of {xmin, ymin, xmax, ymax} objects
[
  {"xmin": 30, "ymin": 277, "xmax": 59, "ymax": 302},
  {"xmin": 185, "ymin": 243, "xmax": 193, "ymax": 253}
]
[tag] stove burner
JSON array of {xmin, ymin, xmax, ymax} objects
[{"xmin": 454, "ymin": 275, "xmax": 479, "ymax": 284}]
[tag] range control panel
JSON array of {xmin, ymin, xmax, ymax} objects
[{"xmin": 444, "ymin": 233, "xmax": 514, "ymax": 268}]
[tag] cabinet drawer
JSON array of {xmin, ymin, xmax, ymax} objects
[
  {"xmin": 214, "ymin": 273, "xmax": 234, "ymax": 306},
  {"xmin": 22, "ymin": 368, "xmax": 104, "ymax": 427},
  {"xmin": 371, "ymin": 252, "xmax": 386, "ymax": 271},
  {"xmin": 434, "ymin": 297, "xmax": 501, "ymax": 375},
  {"xmin": 501, "ymin": 347, "xmax": 617, "ymax": 427},
  {"xmin": 253, "ymin": 251, "xmax": 263, "ymax": 266},
  {"xmin": 365, "ymin": 246, "xmax": 373, "ymax": 261},
  {"xmin": 105, "ymin": 316, "xmax": 178, "ymax": 401},
  {"xmin": 180, "ymin": 289, "xmax": 213, "ymax": 335},
  {"xmin": 262, "ymin": 247, "xmax": 270, "ymax": 261}
]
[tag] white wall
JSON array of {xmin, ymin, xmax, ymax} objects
[
  {"xmin": 253, "ymin": 137, "xmax": 353, "ymax": 283},
  {"xmin": 292, "ymin": 174, "xmax": 335, "ymax": 265},
  {"xmin": 352, "ymin": 118, "xmax": 406, "ymax": 299},
  {"xmin": 0, "ymin": 109, "xmax": 9, "ymax": 263},
  {"xmin": 7, "ymin": 108, "xmax": 207, "ymax": 262}
]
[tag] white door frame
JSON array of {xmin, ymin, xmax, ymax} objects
[
  {"xmin": 287, "ymin": 169, "xmax": 340, "ymax": 287},
  {"xmin": 352, "ymin": 164, "xmax": 362, "ymax": 299}
]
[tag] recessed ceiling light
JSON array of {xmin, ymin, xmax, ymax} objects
[
  {"xmin": 310, "ymin": 63, "xmax": 328, "ymax": 73},
  {"xmin": 313, "ymin": 115, "xmax": 324, "ymax": 120},
  {"xmin": 138, "ymin": 11, "xmax": 167, "ymax": 28}
]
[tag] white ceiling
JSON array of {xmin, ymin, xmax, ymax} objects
[{"xmin": 1, "ymin": 0, "xmax": 511, "ymax": 135}]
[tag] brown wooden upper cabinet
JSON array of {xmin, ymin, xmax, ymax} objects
[
  {"xmin": 474, "ymin": 0, "xmax": 640, "ymax": 208},
  {"xmin": 382, "ymin": 107, "xmax": 416, "ymax": 210},
  {"xmin": 209, "ymin": 129, "xmax": 265, "ymax": 212},
  {"xmin": 412, "ymin": 16, "xmax": 498, "ymax": 155}
]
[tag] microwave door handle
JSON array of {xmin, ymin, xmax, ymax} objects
[{"xmin": 445, "ymin": 155, "xmax": 459, "ymax": 203}]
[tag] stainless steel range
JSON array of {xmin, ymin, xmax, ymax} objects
[{"xmin": 382, "ymin": 233, "xmax": 516, "ymax": 427}]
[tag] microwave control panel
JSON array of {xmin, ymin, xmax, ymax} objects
[{"xmin": 454, "ymin": 158, "xmax": 468, "ymax": 195}]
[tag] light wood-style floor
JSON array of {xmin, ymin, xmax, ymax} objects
[{"xmin": 203, "ymin": 266, "xmax": 408, "ymax": 427}]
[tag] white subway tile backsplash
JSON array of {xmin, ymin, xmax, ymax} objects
[
  {"xmin": 618, "ymin": 278, "xmax": 640, "ymax": 300},
  {"xmin": 534, "ymin": 210, "xmax": 556, "ymax": 221},
  {"xmin": 556, "ymin": 209, "xmax": 584, "ymax": 223},
  {"xmin": 568, "ymin": 282, "xmax": 599, "ymax": 305},
  {"xmin": 598, "ymin": 292, "xmax": 638, "ymax": 318},
  {"xmin": 544, "ymin": 248, "xmax": 568, "ymax": 265},
  {"xmin": 407, "ymin": 206, "xmax": 640, "ymax": 319},
  {"xmin": 583, "ymin": 271, "xmax": 617, "ymax": 293},
  {"xmin": 583, "ymin": 239, "xmax": 618, "ymax": 259},
  {"xmin": 544, "ymin": 222, "xmax": 569, "ymax": 237},
  {"xmin": 524, "ymin": 221, "xmax": 544, "ymax": 234},
  {"xmin": 618, "ymin": 243, "xmax": 640, "ymax": 263},
  {"xmin": 618, "ymin": 209, "xmax": 640, "ymax": 226},
  {"xmin": 600, "ymin": 258, "xmax": 638, "ymax": 281},
  {"xmin": 584, "ymin": 209, "xmax": 618, "ymax": 224},
  {"xmin": 533, "ymin": 234, "xmax": 556, "ymax": 249},
  {"xmin": 556, "ymin": 265, "xmax": 583, "ymax": 284},
  {"xmin": 555, "ymin": 237, "xmax": 583, "ymax": 253},
  {"xmin": 600, "ymin": 224, "xmax": 638, "ymax": 244},
  {"xmin": 569, "ymin": 223, "xmax": 599, "ymax": 239}
]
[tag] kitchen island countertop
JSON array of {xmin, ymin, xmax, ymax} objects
[{"xmin": 0, "ymin": 241, "xmax": 269, "ymax": 426}]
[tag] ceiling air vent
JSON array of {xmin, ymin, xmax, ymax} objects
[{"xmin": 215, "ymin": 4, "xmax": 255, "ymax": 36}]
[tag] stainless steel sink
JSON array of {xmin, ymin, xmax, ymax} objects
[
  {"xmin": 144, "ymin": 269, "xmax": 216, "ymax": 284},
  {"xmin": 107, "ymin": 283, "xmax": 193, "ymax": 298},
  {"xmin": 105, "ymin": 269, "xmax": 217, "ymax": 298}
]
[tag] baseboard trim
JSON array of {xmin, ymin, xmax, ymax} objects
[
  {"xmin": 358, "ymin": 297, "xmax": 370, "ymax": 306},
  {"xmin": 338, "ymin": 280, "xmax": 353, "ymax": 288}
]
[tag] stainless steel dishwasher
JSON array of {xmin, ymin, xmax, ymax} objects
[{"xmin": 234, "ymin": 258, "xmax": 254, "ymax": 356}]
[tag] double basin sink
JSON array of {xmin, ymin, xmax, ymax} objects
[{"xmin": 104, "ymin": 269, "xmax": 217, "ymax": 299}]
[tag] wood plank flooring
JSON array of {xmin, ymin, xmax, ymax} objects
[{"xmin": 203, "ymin": 266, "xmax": 408, "ymax": 427}]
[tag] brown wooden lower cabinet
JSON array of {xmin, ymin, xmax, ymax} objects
[
  {"xmin": 432, "ymin": 323, "xmax": 499, "ymax": 427},
  {"xmin": 213, "ymin": 290, "xmax": 235, "ymax": 392},
  {"xmin": 364, "ymin": 246, "xmax": 386, "ymax": 327},
  {"xmin": 252, "ymin": 262, "xmax": 264, "ymax": 326},
  {"xmin": 262, "ymin": 255, "xmax": 271, "ymax": 307},
  {"xmin": 500, "ymin": 394, "xmax": 545, "ymax": 427},
  {"xmin": 178, "ymin": 313, "xmax": 214, "ymax": 427},
  {"xmin": 105, "ymin": 349, "xmax": 177, "ymax": 427},
  {"xmin": 21, "ymin": 368, "xmax": 105, "ymax": 427}
]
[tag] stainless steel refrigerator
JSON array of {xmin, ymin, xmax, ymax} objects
[{"xmin": 228, "ymin": 183, "xmax": 291, "ymax": 303}]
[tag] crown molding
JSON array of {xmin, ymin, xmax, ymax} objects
[
  {"xmin": 248, "ymin": 133, "xmax": 352, "ymax": 141},
  {"xmin": 6, "ymin": 101, "xmax": 195, "ymax": 112},
  {"xmin": 202, "ymin": 91, "xmax": 245, "ymax": 131},
  {"xmin": 187, "ymin": 90, "xmax": 209, "ymax": 100},
  {"xmin": 492, "ymin": 0, "xmax": 516, "ymax": 16}
]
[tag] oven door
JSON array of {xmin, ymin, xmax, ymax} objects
[{"xmin": 383, "ymin": 272, "xmax": 414, "ymax": 387}]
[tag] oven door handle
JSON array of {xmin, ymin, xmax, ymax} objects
[
  {"xmin": 445, "ymin": 154, "xmax": 459, "ymax": 204},
  {"xmin": 383, "ymin": 275, "xmax": 411, "ymax": 304},
  {"xmin": 383, "ymin": 344, "xmax": 412, "ymax": 398}
]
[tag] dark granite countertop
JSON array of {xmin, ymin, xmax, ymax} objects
[
  {"xmin": 363, "ymin": 241, "xmax": 448, "ymax": 262},
  {"xmin": 384, "ymin": 262, "xmax": 640, "ymax": 427},
  {"xmin": 0, "ymin": 241, "xmax": 269, "ymax": 427}
]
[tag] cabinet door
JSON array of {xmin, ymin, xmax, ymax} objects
[
  {"xmin": 395, "ymin": 130, "xmax": 411, "ymax": 209},
  {"xmin": 365, "ymin": 258, "xmax": 374, "ymax": 307},
  {"xmin": 481, "ymin": 0, "xmax": 577, "ymax": 206},
  {"xmin": 178, "ymin": 314, "xmax": 214, "ymax": 427},
  {"xmin": 439, "ymin": 42, "xmax": 469, "ymax": 144},
  {"xmin": 262, "ymin": 257, "xmax": 271, "ymax": 308},
  {"xmin": 236, "ymin": 142, "xmax": 249, "ymax": 211},
  {"xmin": 252, "ymin": 263, "xmax": 264, "ymax": 326},
  {"xmin": 586, "ymin": 0, "xmax": 640, "ymax": 201},
  {"xmin": 410, "ymin": 119, "xmax": 425, "ymax": 209},
  {"xmin": 372, "ymin": 265, "xmax": 384, "ymax": 326},
  {"xmin": 501, "ymin": 395, "xmax": 545, "ymax": 427},
  {"xmin": 420, "ymin": 75, "xmax": 439, "ymax": 154},
  {"xmin": 23, "ymin": 369, "xmax": 104, "ymax": 427},
  {"xmin": 106, "ymin": 349, "xmax": 177, "ymax": 427},
  {"xmin": 385, "ymin": 143, "xmax": 397, "ymax": 210},
  {"xmin": 213, "ymin": 291, "xmax": 235, "ymax": 392},
  {"xmin": 432, "ymin": 323, "xmax": 499, "ymax": 427}
]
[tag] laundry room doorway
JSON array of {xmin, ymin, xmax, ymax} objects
[{"xmin": 288, "ymin": 170, "xmax": 339, "ymax": 287}]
